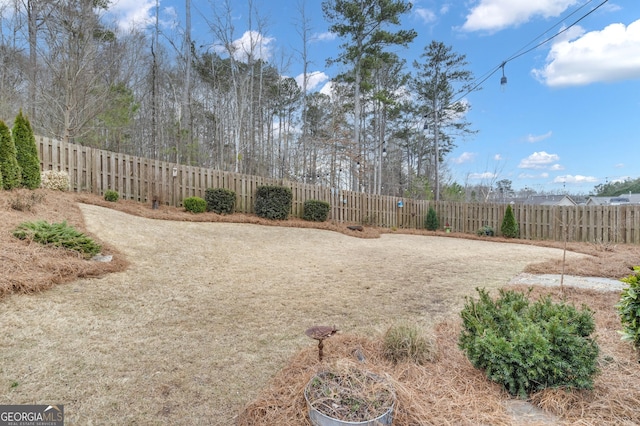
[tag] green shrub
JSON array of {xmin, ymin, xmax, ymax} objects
[
  {"xmin": 383, "ymin": 322, "xmax": 437, "ymax": 365},
  {"xmin": 476, "ymin": 225, "xmax": 494, "ymax": 236},
  {"xmin": 13, "ymin": 220, "xmax": 102, "ymax": 258},
  {"xmin": 303, "ymin": 199, "xmax": 330, "ymax": 222},
  {"xmin": 40, "ymin": 170, "xmax": 70, "ymax": 191},
  {"xmin": 204, "ymin": 188, "xmax": 236, "ymax": 214},
  {"xmin": 0, "ymin": 120, "xmax": 22, "ymax": 190},
  {"xmin": 616, "ymin": 266, "xmax": 640, "ymax": 349},
  {"xmin": 459, "ymin": 288, "xmax": 599, "ymax": 398},
  {"xmin": 12, "ymin": 110, "xmax": 41, "ymax": 190},
  {"xmin": 424, "ymin": 207, "xmax": 439, "ymax": 231},
  {"xmin": 104, "ymin": 190, "xmax": 119, "ymax": 202},
  {"xmin": 183, "ymin": 196, "xmax": 206, "ymax": 213},
  {"xmin": 254, "ymin": 185, "xmax": 292, "ymax": 220},
  {"xmin": 501, "ymin": 204, "xmax": 519, "ymax": 238}
]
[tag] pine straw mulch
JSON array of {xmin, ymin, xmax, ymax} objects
[
  {"xmin": 0, "ymin": 189, "xmax": 128, "ymax": 298},
  {"xmin": 238, "ymin": 285, "xmax": 640, "ymax": 426},
  {"xmin": 3, "ymin": 189, "xmax": 640, "ymax": 425}
]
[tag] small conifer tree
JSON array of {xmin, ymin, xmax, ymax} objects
[
  {"xmin": 425, "ymin": 207, "xmax": 439, "ymax": 231},
  {"xmin": 0, "ymin": 120, "xmax": 22, "ymax": 190},
  {"xmin": 501, "ymin": 204, "xmax": 518, "ymax": 238},
  {"xmin": 12, "ymin": 110, "xmax": 41, "ymax": 189}
]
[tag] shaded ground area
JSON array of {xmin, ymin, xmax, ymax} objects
[{"xmin": 1, "ymin": 190, "xmax": 639, "ymax": 425}]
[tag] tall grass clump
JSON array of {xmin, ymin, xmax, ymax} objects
[{"xmin": 383, "ymin": 322, "xmax": 437, "ymax": 365}]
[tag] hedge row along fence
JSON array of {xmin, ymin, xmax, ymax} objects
[{"xmin": 37, "ymin": 136, "xmax": 640, "ymax": 244}]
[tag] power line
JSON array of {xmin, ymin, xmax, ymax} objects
[{"xmin": 446, "ymin": 0, "xmax": 610, "ymax": 108}]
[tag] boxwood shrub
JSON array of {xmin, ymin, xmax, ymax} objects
[
  {"xmin": 204, "ymin": 188, "xmax": 236, "ymax": 214},
  {"xmin": 183, "ymin": 196, "xmax": 206, "ymax": 213},
  {"xmin": 104, "ymin": 190, "xmax": 119, "ymax": 202},
  {"xmin": 459, "ymin": 288, "xmax": 599, "ymax": 398},
  {"xmin": 303, "ymin": 200, "xmax": 330, "ymax": 222},
  {"xmin": 254, "ymin": 185, "xmax": 292, "ymax": 220}
]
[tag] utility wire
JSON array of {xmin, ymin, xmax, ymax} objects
[{"xmin": 442, "ymin": 0, "xmax": 610, "ymax": 110}]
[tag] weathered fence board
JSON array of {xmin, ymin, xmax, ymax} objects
[{"xmin": 35, "ymin": 136, "xmax": 640, "ymax": 244}]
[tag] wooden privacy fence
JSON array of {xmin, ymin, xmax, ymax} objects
[{"xmin": 37, "ymin": 136, "xmax": 640, "ymax": 244}]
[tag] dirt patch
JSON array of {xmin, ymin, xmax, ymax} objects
[{"xmin": 1, "ymin": 190, "xmax": 639, "ymax": 425}]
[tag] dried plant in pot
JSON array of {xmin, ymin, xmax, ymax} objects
[{"xmin": 304, "ymin": 362, "xmax": 396, "ymax": 426}]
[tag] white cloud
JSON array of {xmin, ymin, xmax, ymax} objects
[
  {"xmin": 214, "ymin": 31, "xmax": 275, "ymax": 62},
  {"xmin": 532, "ymin": 19, "xmax": 640, "ymax": 87},
  {"xmin": 494, "ymin": 154, "xmax": 503, "ymax": 161},
  {"xmin": 313, "ymin": 32, "xmax": 337, "ymax": 42},
  {"xmin": 525, "ymin": 131, "xmax": 552, "ymax": 143},
  {"xmin": 518, "ymin": 172, "xmax": 549, "ymax": 179},
  {"xmin": 518, "ymin": 151, "xmax": 560, "ymax": 169},
  {"xmin": 468, "ymin": 172, "xmax": 497, "ymax": 180},
  {"xmin": 549, "ymin": 164, "xmax": 565, "ymax": 171},
  {"xmin": 105, "ymin": 0, "xmax": 156, "ymax": 31},
  {"xmin": 554, "ymin": 175, "xmax": 598, "ymax": 184},
  {"xmin": 452, "ymin": 152, "xmax": 476, "ymax": 164},
  {"xmin": 295, "ymin": 71, "xmax": 330, "ymax": 92},
  {"xmin": 462, "ymin": 0, "xmax": 578, "ymax": 32},
  {"xmin": 614, "ymin": 163, "xmax": 625, "ymax": 168},
  {"xmin": 415, "ymin": 8, "xmax": 436, "ymax": 24}
]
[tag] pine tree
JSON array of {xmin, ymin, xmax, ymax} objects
[
  {"xmin": 13, "ymin": 110, "xmax": 41, "ymax": 189},
  {"xmin": 501, "ymin": 204, "xmax": 519, "ymax": 238},
  {"xmin": 0, "ymin": 120, "xmax": 22, "ymax": 190},
  {"xmin": 425, "ymin": 207, "xmax": 439, "ymax": 231}
]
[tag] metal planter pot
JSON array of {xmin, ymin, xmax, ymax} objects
[{"xmin": 304, "ymin": 371, "xmax": 395, "ymax": 426}]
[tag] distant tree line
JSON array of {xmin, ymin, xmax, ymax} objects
[{"xmin": 0, "ymin": 0, "xmax": 480, "ymax": 199}]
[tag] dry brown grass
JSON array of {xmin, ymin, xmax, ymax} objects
[{"xmin": 1, "ymin": 189, "xmax": 639, "ymax": 425}]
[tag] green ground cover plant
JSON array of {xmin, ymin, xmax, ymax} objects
[{"xmin": 13, "ymin": 220, "xmax": 101, "ymax": 259}]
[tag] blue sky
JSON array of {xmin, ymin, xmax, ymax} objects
[{"xmin": 107, "ymin": 0, "xmax": 640, "ymax": 193}]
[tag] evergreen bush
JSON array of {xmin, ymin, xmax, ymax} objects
[
  {"xmin": 183, "ymin": 196, "xmax": 206, "ymax": 213},
  {"xmin": 303, "ymin": 199, "xmax": 330, "ymax": 222},
  {"xmin": 459, "ymin": 288, "xmax": 599, "ymax": 398},
  {"xmin": 13, "ymin": 220, "xmax": 102, "ymax": 258},
  {"xmin": 204, "ymin": 188, "xmax": 236, "ymax": 214},
  {"xmin": 12, "ymin": 110, "xmax": 41, "ymax": 189},
  {"xmin": 104, "ymin": 190, "xmax": 119, "ymax": 202},
  {"xmin": 254, "ymin": 185, "xmax": 292, "ymax": 220},
  {"xmin": 616, "ymin": 266, "xmax": 640, "ymax": 349},
  {"xmin": 425, "ymin": 207, "xmax": 439, "ymax": 231},
  {"xmin": 501, "ymin": 204, "xmax": 519, "ymax": 238},
  {"xmin": 0, "ymin": 120, "xmax": 22, "ymax": 190}
]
